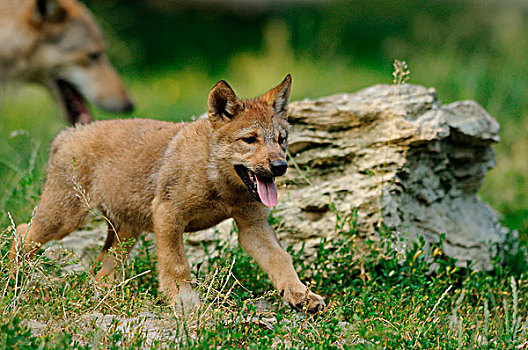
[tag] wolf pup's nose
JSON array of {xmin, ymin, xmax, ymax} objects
[{"xmin": 270, "ymin": 159, "xmax": 288, "ymax": 176}]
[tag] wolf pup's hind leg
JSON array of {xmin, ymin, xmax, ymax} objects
[
  {"xmin": 9, "ymin": 177, "xmax": 89, "ymax": 261},
  {"xmin": 92, "ymin": 222, "xmax": 140, "ymax": 282}
]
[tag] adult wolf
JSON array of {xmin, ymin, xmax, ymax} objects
[
  {"xmin": 10, "ymin": 75, "xmax": 326, "ymax": 313},
  {"xmin": 0, "ymin": 0, "xmax": 133, "ymax": 124}
]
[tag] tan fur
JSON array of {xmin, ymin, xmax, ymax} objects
[
  {"xmin": 0, "ymin": 0, "xmax": 133, "ymax": 124},
  {"xmin": 9, "ymin": 76, "xmax": 326, "ymax": 313}
]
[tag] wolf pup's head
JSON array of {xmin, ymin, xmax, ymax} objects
[
  {"xmin": 207, "ymin": 75, "xmax": 292, "ymax": 207},
  {"xmin": 25, "ymin": 0, "xmax": 134, "ymax": 124}
]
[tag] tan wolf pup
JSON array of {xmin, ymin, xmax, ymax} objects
[
  {"xmin": 0, "ymin": 0, "xmax": 134, "ymax": 124},
  {"xmin": 10, "ymin": 75, "xmax": 326, "ymax": 313}
]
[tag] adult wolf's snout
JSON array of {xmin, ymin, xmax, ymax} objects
[
  {"xmin": 270, "ymin": 159, "xmax": 288, "ymax": 176},
  {"xmin": 122, "ymin": 100, "xmax": 135, "ymax": 113},
  {"xmin": 117, "ymin": 99, "xmax": 135, "ymax": 113}
]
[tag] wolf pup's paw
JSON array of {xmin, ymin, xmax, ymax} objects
[{"xmin": 282, "ymin": 286, "xmax": 326, "ymax": 314}]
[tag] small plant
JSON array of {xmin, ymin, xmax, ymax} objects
[{"xmin": 377, "ymin": 59, "xmax": 411, "ymax": 228}]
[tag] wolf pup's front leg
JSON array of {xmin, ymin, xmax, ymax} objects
[
  {"xmin": 153, "ymin": 200, "xmax": 198, "ymax": 310},
  {"xmin": 234, "ymin": 206, "xmax": 325, "ymax": 314}
]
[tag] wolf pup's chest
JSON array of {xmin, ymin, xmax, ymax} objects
[{"xmin": 183, "ymin": 199, "xmax": 232, "ymax": 232}]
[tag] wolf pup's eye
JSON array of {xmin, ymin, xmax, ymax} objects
[
  {"xmin": 242, "ymin": 136, "xmax": 257, "ymax": 144},
  {"xmin": 88, "ymin": 51, "xmax": 103, "ymax": 62}
]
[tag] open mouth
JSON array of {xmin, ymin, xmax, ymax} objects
[
  {"xmin": 234, "ymin": 165, "xmax": 278, "ymax": 207},
  {"xmin": 55, "ymin": 79, "xmax": 92, "ymax": 124}
]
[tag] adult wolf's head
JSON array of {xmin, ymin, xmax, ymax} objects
[
  {"xmin": 207, "ymin": 75, "xmax": 292, "ymax": 207},
  {"xmin": 25, "ymin": 0, "xmax": 133, "ymax": 124}
]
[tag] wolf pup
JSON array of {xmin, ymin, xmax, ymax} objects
[
  {"xmin": 0, "ymin": 0, "xmax": 134, "ymax": 124},
  {"xmin": 10, "ymin": 75, "xmax": 326, "ymax": 313}
]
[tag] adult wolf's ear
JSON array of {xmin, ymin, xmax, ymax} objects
[
  {"xmin": 31, "ymin": 0, "xmax": 67, "ymax": 25},
  {"xmin": 262, "ymin": 74, "xmax": 292, "ymax": 120},
  {"xmin": 207, "ymin": 80, "xmax": 244, "ymax": 128}
]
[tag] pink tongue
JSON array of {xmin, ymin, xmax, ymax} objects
[{"xmin": 256, "ymin": 176, "xmax": 278, "ymax": 207}]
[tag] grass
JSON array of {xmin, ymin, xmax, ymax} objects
[{"xmin": 1, "ymin": 206, "xmax": 528, "ymax": 349}]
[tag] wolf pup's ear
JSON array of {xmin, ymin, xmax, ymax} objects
[
  {"xmin": 207, "ymin": 80, "xmax": 244, "ymax": 128},
  {"xmin": 262, "ymin": 74, "xmax": 292, "ymax": 120},
  {"xmin": 31, "ymin": 0, "xmax": 67, "ymax": 25}
]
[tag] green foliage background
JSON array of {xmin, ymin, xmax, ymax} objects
[{"xmin": 1, "ymin": 0, "xmax": 527, "ymax": 237}]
